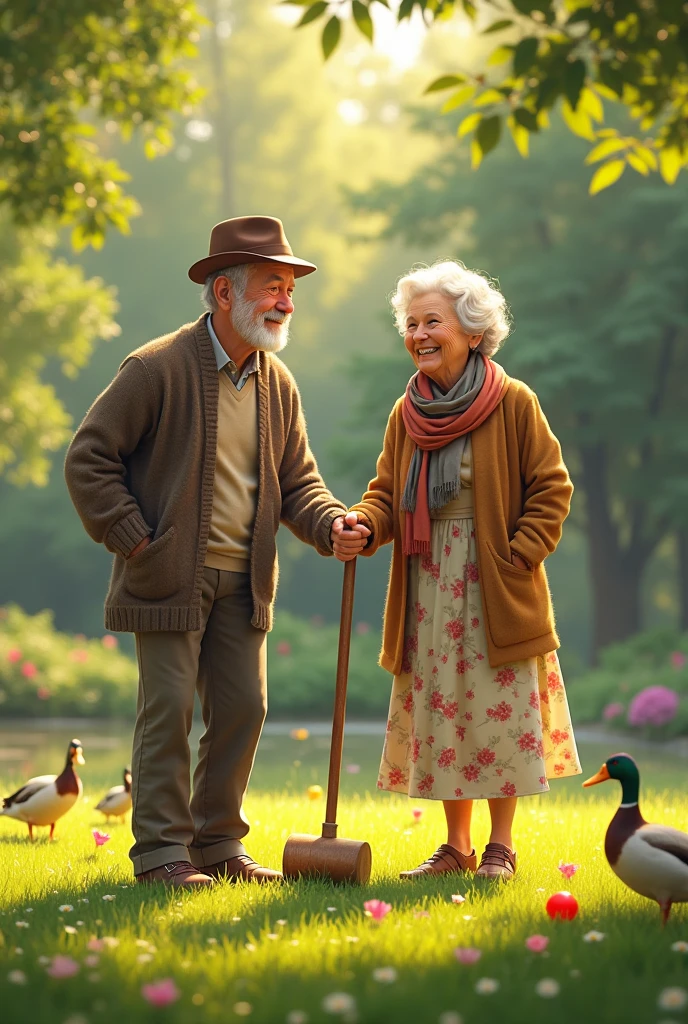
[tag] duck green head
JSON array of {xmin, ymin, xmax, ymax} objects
[{"xmin": 583, "ymin": 752, "xmax": 640, "ymax": 804}]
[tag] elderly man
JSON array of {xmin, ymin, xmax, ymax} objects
[{"xmin": 65, "ymin": 216, "xmax": 368, "ymax": 887}]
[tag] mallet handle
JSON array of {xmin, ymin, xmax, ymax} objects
[{"xmin": 323, "ymin": 558, "xmax": 357, "ymax": 835}]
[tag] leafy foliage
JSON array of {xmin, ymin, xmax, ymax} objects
[
  {"xmin": 0, "ymin": 0, "xmax": 204, "ymax": 248},
  {"xmin": 0, "ymin": 213, "xmax": 119, "ymax": 485},
  {"xmin": 285, "ymin": 0, "xmax": 688, "ymax": 189}
]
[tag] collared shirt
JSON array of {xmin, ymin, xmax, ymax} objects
[{"xmin": 206, "ymin": 313, "xmax": 258, "ymax": 392}]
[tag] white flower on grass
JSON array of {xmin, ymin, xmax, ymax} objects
[
  {"xmin": 59, "ymin": 905, "xmax": 73, "ymax": 913},
  {"xmin": 101, "ymin": 936, "xmax": 119, "ymax": 948},
  {"xmin": 327, "ymin": 907, "xmax": 337, "ymax": 913},
  {"xmin": 64, "ymin": 925, "xmax": 78, "ymax": 935},
  {"xmin": 475, "ymin": 978, "xmax": 499, "ymax": 995},
  {"xmin": 101, "ymin": 895, "xmax": 116, "ymax": 902},
  {"xmin": 451, "ymin": 894, "xmax": 466, "ymax": 904},
  {"xmin": 345, "ymin": 936, "xmax": 359, "ymax": 943},
  {"xmin": 14, "ymin": 948, "xmax": 23, "ymax": 956},
  {"xmin": 658, "ymin": 987, "xmax": 688, "ymax": 1010},
  {"xmin": 583, "ymin": 930, "xmax": 605, "ymax": 942},
  {"xmin": 322, "ymin": 992, "xmax": 356, "ymax": 1015},
  {"xmin": 286, "ymin": 1013, "xmax": 308, "ymax": 1024},
  {"xmin": 438, "ymin": 1014, "xmax": 463, "ymax": 1024},
  {"xmin": 8, "ymin": 970, "xmax": 26, "ymax": 985},
  {"xmin": 535, "ymin": 978, "xmax": 560, "ymax": 998},
  {"xmin": 15, "ymin": 921, "xmax": 29, "ymax": 929},
  {"xmin": 37, "ymin": 956, "xmax": 51, "ymax": 966},
  {"xmin": 234, "ymin": 1003, "xmax": 252, "ymax": 1017},
  {"xmin": 372, "ymin": 967, "xmax": 398, "ymax": 983},
  {"xmin": 137, "ymin": 953, "xmax": 153, "ymax": 964},
  {"xmin": 671, "ymin": 941, "xmax": 688, "ymax": 953}
]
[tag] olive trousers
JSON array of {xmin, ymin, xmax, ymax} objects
[{"xmin": 129, "ymin": 567, "xmax": 267, "ymax": 875}]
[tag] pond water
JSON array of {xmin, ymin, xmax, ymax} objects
[{"xmin": 0, "ymin": 717, "xmax": 681, "ymax": 801}]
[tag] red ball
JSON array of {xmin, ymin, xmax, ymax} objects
[{"xmin": 546, "ymin": 891, "xmax": 579, "ymax": 921}]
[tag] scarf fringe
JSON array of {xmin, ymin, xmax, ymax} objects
[
  {"xmin": 404, "ymin": 538, "xmax": 431, "ymax": 555},
  {"xmin": 429, "ymin": 481, "xmax": 460, "ymax": 511}
]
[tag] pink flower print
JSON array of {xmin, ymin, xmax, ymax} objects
[
  {"xmin": 539, "ymin": 688, "xmax": 550, "ymax": 705},
  {"xmin": 411, "ymin": 738, "xmax": 421, "ymax": 763},
  {"xmin": 441, "ymin": 654, "xmax": 448, "ymax": 664},
  {"xmin": 500, "ymin": 781, "xmax": 517, "ymax": 797},
  {"xmin": 421, "ymin": 556, "xmax": 440, "ymax": 581},
  {"xmin": 549, "ymin": 729, "xmax": 569, "ymax": 747},
  {"xmin": 444, "ymin": 544, "xmax": 452, "ymax": 557},
  {"xmin": 465, "ymin": 689, "xmax": 474, "ymax": 701},
  {"xmin": 558, "ymin": 862, "xmax": 579, "ymax": 880},
  {"xmin": 452, "ymin": 525, "xmax": 460, "ymax": 538},
  {"xmin": 402, "ymin": 691, "xmax": 414, "ymax": 715},
  {"xmin": 445, "ymin": 618, "xmax": 465, "ymax": 641},
  {"xmin": 539, "ymin": 775, "xmax": 547, "ymax": 786},
  {"xmin": 454, "ymin": 947, "xmax": 482, "ymax": 965},
  {"xmin": 462, "ymin": 763, "xmax": 480, "ymax": 783},
  {"xmin": 418, "ymin": 774, "xmax": 435, "ymax": 794},
  {"xmin": 437, "ymin": 748, "xmax": 456, "ymax": 769},
  {"xmin": 456, "ymin": 659, "xmax": 470, "ymax": 675},
  {"xmin": 529, "ymin": 691, "xmax": 540, "ymax": 710},
  {"xmin": 464, "ymin": 712, "xmax": 473, "ymax": 721},
  {"xmin": 495, "ymin": 768, "xmax": 503, "ymax": 776},
  {"xmin": 476, "ymin": 747, "xmax": 496, "ymax": 767},
  {"xmin": 454, "ymin": 787, "xmax": 464, "ymax": 797},
  {"xmin": 46, "ymin": 956, "xmax": 80, "ymax": 979},
  {"xmin": 525, "ymin": 935, "xmax": 549, "ymax": 953},
  {"xmin": 442, "ymin": 701, "xmax": 459, "ymax": 720},
  {"xmin": 428, "ymin": 649, "xmax": 434, "ymax": 657},
  {"xmin": 495, "ymin": 667, "xmax": 516, "ymax": 689},
  {"xmin": 402, "ymin": 634, "xmax": 418, "ymax": 673},
  {"xmin": 547, "ymin": 671, "xmax": 562, "ymax": 694},
  {"xmin": 554, "ymin": 763, "xmax": 565, "ymax": 775},
  {"xmin": 465, "ymin": 562, "xmax": 479, "ymax": 583},
  {"xmin": 451, "ymin": 579, "xmax": 465, "ymax": 599},
  {"xmin": 413, "ymin": 674, "xmax": 424, "ymax": 692},
  {"xmin": 92, "ymin": 829, "xmax": 110, "ymax": 848},
  {"xmin": 430, "ymin": 691, "xmax": 444, "ymax": 711},
  {"xmin": 517, "ymin": 731, "xmax": 537, "ymax": 752},
  {"xmin": 388, "ymin": 767, "xmax": 406, "ymax": 787},
  {"xmin": 141, "ymin": 979, "xmax": 181, "ymax": 1007},
  {"xmin": 432, "ymin": 665, "xmax": 438, "ymax": 675},
  {"xmin": 476, "ymin": 652, "xmax": 484, "ymax": 661},
  {"xmin": 415, "ymin": 602, "xmax": 427, "ymax": 624},
  {"xmin": 563, "ymin": 750, "xmax": 572, "ymax": 760},
  {"xmin": 471, "ymin": 617, "xmax": 480, "ymax": 629},
  {"xmin": 427, "ymin": 735, "xmax": 435, "ymax": 746},
  {"xmin": 457, "ymin": 645, "xmax": 464, "ymax": 655},
  {"xmin": 486, "ymin": 701, "xmax": 513, "ymax": 723},
  {"xmin": 364, "ymin": 899, "xmax": 392, "ymax": 921},
  {"xmin": 455, "ymin": 726, "xmax": 466, "ymax": 742}
]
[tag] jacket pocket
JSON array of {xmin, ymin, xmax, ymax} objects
[
  {"xmin": 482, "ymin": 540, "xmax": 551, "ymax": 648},
  {"xmin": 122, "ymin": 526, "xmax": 179, "ymax": 601}
]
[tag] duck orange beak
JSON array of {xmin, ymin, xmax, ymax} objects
[{"xmin": 582, "ymin": 763, "xmax": 610, "ymax": 787}]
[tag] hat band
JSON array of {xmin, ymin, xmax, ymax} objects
[{"xmin": 212, "ymin": 241, "xmax": 294, "ymax": 257}]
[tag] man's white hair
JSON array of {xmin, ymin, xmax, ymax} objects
[
  {"xmin": 390, "ymin": 260, "xmax": 511, "ymax": 358},
  {"xmin": 201, "ymin": 264, "xmax": 252, "ymax": 313}
]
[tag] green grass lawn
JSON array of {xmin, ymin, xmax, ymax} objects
[{"xmin": 1, "ymin": 728, "xmax": 688, "ymax": 1023}]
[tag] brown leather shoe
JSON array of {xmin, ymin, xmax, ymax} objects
[
  {"xmin": 206, "ymin": 854, "xmax": 283, "ymax": 883},
  {"xmin": 136, "ymin": 861, "xmax": 214, "ymax": 888},
  {"xmin": 400, "ymin": 843, "xmax": 476, "ymax": 880},
  {"xmin": 476, "ymin": 843, "xmax": 517, "ymax": 880}
]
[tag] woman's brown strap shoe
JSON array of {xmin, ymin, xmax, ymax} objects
[
  {"xmin": 475, "ymin": 842, "xmax": 517, "ymax": 880},
  {"xmin": 400, "ymin": 844, "xmax": 476, "ymax": 879}
]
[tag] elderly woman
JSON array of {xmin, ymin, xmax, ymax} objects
[{"xmin": 333, "ymin": 261, "xmax": 580, "ymax": 881}]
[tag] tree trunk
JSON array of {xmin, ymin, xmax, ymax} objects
[
  {"xmin": 578, "ymin": 441, "xmax": 649, "ymax": 658},
  {"xmin": 208, "ymin": 0, "xmax": 234, "ymax": 218},
  {"xmin": 678, "ymin": 527, "xmax": 688, "ymax": 632}
]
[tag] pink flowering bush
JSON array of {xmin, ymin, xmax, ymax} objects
[
  {"xmin": 628, "ymin": 686, "xmax": 680, "ymax": 728},
  {"xmin": 602, "ymin": 702, "xmax": 624, "ymax": 722}
]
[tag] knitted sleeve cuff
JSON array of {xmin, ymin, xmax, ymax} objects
[
  {"xmin": 316, "ymin": 507, "xmax": 346, "ymax": 556},
  {"xmin": 105, "ymin": 510, "xmax": 152, "ymax": 559}
]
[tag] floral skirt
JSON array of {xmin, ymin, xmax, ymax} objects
[{"xmin": 377, "ymin": 515, "xmax": 581, "ymax": 800}]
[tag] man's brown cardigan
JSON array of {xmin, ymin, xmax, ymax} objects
[
  {"xmin": 64, "ymin": 316, "xmax": 346, "ymax": 633},
  {"xmin": 351, "ymin": 376, "xmax": 573, "ymax": 670}
]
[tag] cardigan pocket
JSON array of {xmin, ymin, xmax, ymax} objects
[
  {"xmin": 123, "ymin": 525, "xmax": 179, "ymax": 600},
  {"xmin": 483, "ymin": 540, "xmax": 550, "ymax": 648}
]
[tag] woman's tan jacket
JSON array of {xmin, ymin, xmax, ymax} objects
[{"xmin": 351, "ymin": 375, "xmax": 573, "ymax": 672}]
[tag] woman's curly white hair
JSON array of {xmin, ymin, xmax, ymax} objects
[{"xmin": 390, "ymin": 260, "xmax": 512, "ymax": 358}]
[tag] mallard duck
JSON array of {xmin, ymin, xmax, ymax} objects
[
  {"xmin": 0, "ymin": 739, "xmax": 85, "ymax": 841},
  {"xmin": 584, "ymin": 752, "xmax": 688, "ymax": 925},
  {"xmin": 95, "ymin": 767, "xmax": 132, "ymax": 821}
]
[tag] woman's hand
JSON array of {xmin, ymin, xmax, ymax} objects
[
  {"xmin": 510, "ymin": 551, "xmax": 531, "ymax": 571},
  {"xmin": 331, "ymin": 512, "xmax": 371, "ymax": 562}
]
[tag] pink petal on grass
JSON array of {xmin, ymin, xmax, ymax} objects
[
  {"xmin": 46, "ymin": 956, "xmax": 80, "ymax": 979},
  {"xmin": 558, "ymin": 862, "xmax": 579, "ymax": 880},
  {"xmin": 92, "ymin": 830, "xmax": 110, "ymax": 847},
  {"xmin": 454, "ymin": 947, "xmax": 482, "ymax": 965},
  {"xmin": 87, "ymin": 938, "xmax": 104, "ymax": 952},
  {"xmin": 411, "ymin": 808, "xmax": 423, "ymax": 822},
  {"xmin": 525, "ymin": 935, "xmax": 549, "ymax": 953},
  {"xmin": 141, "ymin": 979, "xmax": 181, "ymax": 1008},
  {"xmin": 363, "ymin": 899, "xmax": 392, "ymax": 921}
]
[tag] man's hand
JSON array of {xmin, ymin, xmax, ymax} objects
[
  {"xmin": 127, "ymin": 536, "xmax": 151, "ymax": 559},
  {"xmin": 331, "ymin": 512, "xmax": 371, "ymax": 562},
  {"xmin": 511, "ymin": 551, "xmax": 531, "ymax": 571}
]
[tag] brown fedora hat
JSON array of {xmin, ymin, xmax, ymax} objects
[{"xmin": 188, "ymin": 215, "xmax": 317, "ymax": 284}]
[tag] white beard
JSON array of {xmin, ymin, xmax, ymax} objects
[{"xmin": 230, "ymin": 293, "xmax": 290, "ymax": 353}]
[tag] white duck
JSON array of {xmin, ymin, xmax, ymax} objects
[
  {"xmin": 584, "ymin": 752, "xmax": 688, "ymax": 925},
  {"xmin": 95, "ymin": 767, "xmax": 132, "ymax": 822},
  {"xmin": 1, "ymin": 739, "xmax": 85, "ymax": 841}
]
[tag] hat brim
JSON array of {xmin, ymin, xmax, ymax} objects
[{"xmin": 188, "ymin": 251, "xmax": 317, "ymax": 285}]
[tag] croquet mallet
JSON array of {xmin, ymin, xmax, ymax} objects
[{"xmin": 282, "ymin": 558, "xmax": 372, "ymax": 883}]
